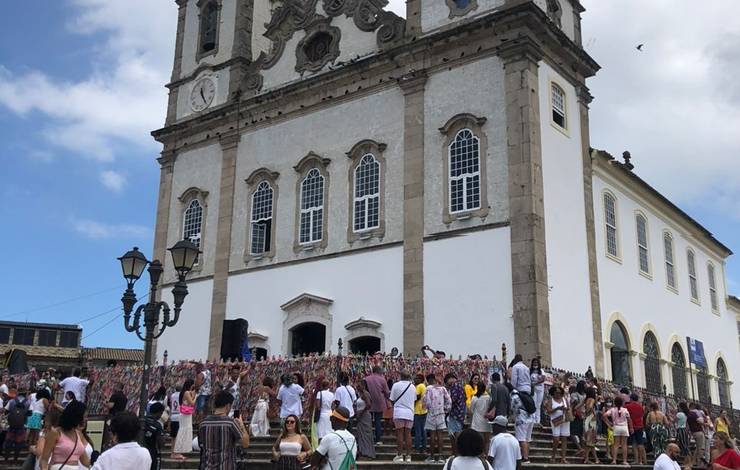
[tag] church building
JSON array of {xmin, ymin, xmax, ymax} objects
[{"xmin": 151, "ymin": 0, "xmax": 739, "ymax": 405}]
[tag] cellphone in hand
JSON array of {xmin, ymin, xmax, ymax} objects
[{"xmin": 233, "ymin": 410, "xmax": 241, "ymax": 419}]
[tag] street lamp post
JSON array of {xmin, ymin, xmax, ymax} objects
[{"xmin": 118, "ymin": 240, "xmax": 200, "ymax": 417}]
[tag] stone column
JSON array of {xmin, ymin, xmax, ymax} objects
[
  {"xmin": 399, "ymin": 73, "xmax": 427, "ymax": 356},
  {"xmin": 166, "ymin": 0, "xmax": 189, "ymax": 125},
  {"xmin": 405, "ymin": 0, "xmax": 422, "ymax": 39},
  {"xmin": 501, "ymin": 43, "xmax": 552, "ymax": 364},
  {"xmin": 207, "ymin": 133, "xmax": 240, "ymax": 360},
  {"xmin": 229, "ymin": 0, "xmax": 254, "ymax": 96},
  {"xmin": 577, "ymin": 86, "xmax": 606, "ymax": 377}
]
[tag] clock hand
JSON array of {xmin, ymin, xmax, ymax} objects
[{"xmin": 200, "ymin": 88, "xmax": 206, "ymax": 102}]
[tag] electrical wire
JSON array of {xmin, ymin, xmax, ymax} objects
[
  {"xmin": 81, "ymin": 312, "xmax": 125, "ymax": 341},
  {"xmin": 0, "ymin": 285, "xmax": 124, "ymax": 320},
  {"xmin": 74, "ymin": 293, "xmax": 149, "ymax": 324}
]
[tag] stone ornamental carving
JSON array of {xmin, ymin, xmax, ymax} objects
[
  {"xmin": 446, "ymin": 0, "xmax": 479, "ymax": 18},
  {"xmin": 295, "ymin": 18, "xmax": 342, "ymax": 73},
  {"xmin": 241, "ymin": 0, "xmax": 405, "ymax": 93}
]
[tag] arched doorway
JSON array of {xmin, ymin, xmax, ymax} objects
[
  {"xmin": 643, "ymin": 331, "xmax": 662, "ymax": 394},
  {"xmin": 610, "ymin": 321, "xmax": 631, "ymax": 386},
  {"xmin": 671, "ymin": 343, "xmax": 688, "ymax": 398},
  {"xmin": 290, "ymin": 322, "xmax": 326, "ymax": 356},
  {"xmin": 717, "ymin": 359, "xmax": 730, "ymax": 408},
  {"xmin": 349, "ymin": 336, "xmax": 381, "ymax": 355}
]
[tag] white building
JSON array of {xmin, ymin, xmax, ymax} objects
[{"xmin": 150, "ymin": 0, "xmax": 738, "ymax": 405}]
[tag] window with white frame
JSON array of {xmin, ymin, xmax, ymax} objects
[
  {"xmin": 687, "ymin": 249, "xmax": 699, "ymax": 302},
  {"xmin": 708, "ymin": 263, "xmax": 718, "ymax": 312},
  {"xmin": 353, "ymin": 154, "xmax": 380, "ymax": 232},
  {"xmin": 299, "ymin": 168, "xmax": 324, "ymax": 244},
  {"xmin": 664, "ymin": 232, "xmax": 676, "ymax": 289},
  {"xmin": 636, "ymin": 214, "xmax": 650, "ymax": 275},
  {"xmin": 250, "ymin": 181, "xmax": 273, "ymax": 255},
  {"xmin": 551, "ymin": 83, "xmax": 567, "ymax": 129},
  {"xmin": 449, "ymin": 129, "xmax": 481, "ymax": 213},
  {"xmin": 183, "ymin": 199, "xmax": 203, "ymax": 248},
  {"xmin": 604, "ymin": 192, "xmax": 619, "ymax": 258}
]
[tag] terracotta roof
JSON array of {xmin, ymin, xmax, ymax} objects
[
  {"xmin": 0, "ymin": 344, "xmax": 80, "ymax": 359},
  {"xmin": 592, "ymin": 149, "xmax": 733, "ymax": 257},
  {"xmin": 83, "ymin": 347, "xmax": 144, "ymax": 362}
]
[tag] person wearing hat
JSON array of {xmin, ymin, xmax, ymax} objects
[
  {"xmin": 487, "ymin": 416, "xmax": 521, "ymax": 470},
  {"xmin": 311, "ymin": 406, "xmax": 356, "ymax": 470}
]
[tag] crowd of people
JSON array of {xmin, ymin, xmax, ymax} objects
[{"xmin": 0, "ymin": 353, "xmax": 738, "ymax": 470}]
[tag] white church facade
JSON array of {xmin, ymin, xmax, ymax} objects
[{"xmin": 150, "ymin": 0, "xmax": 739, "ymax": 405}]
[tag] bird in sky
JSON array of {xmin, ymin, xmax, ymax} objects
[{"xmin": 636, "ymin": 43, "xmax": 644, "ymax": 51}]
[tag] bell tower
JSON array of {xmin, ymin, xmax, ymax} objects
[{"xmin": 165, "ymin": 0, "xmax": 256, "ymax": 124}]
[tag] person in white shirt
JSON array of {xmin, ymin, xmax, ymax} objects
[
  {"xmin": 488, "ymin": 416, "xmax": 522, "ymax": 470},
  {"xmin": 169, "ymin": 388, "xmax": 181, "ymax": 439},
  {"xmin": 653, "ymin": 443, "xmax": 682, "ymax": 470},
  {"xmin": 277, "ymin": 374, "xmax": 305, "ymax": 420},
  {"xmin": 334, "ymin": 372, "xmax": 357, "ymax": 423},
  {"xmin": 92, "ymin": 411, "xmax": 152, "ymax": 470},
  {"xmin": 311, "ymin": 407, "xmax": 357, "ymax": 470},
  {"xmin": 509, "ymin": 355, "xmax": 531, "ymax": 394},
  {"xmin": 444, "ymin": 429, "xmax": 493, "ymax": 470},
  {"xmin": 58, "ymin": 368, "xmax": 90, "ymax": 404},
  {"xmin": 389, "ymin": 371, "xmax": 416, "ymax": 463}
]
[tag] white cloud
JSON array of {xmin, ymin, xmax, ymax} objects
[
  {"xmin": 72, "ymin": 218, "xmax": 150, "ymax": 240},
  {"xmin": 100, "ymin": 170, "xmax": 125, "ymax": 192},
  {"xmin": 0, "ymin": 0, "xmax": 176, "ymax": 162}
]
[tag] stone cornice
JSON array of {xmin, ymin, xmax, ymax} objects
[{"xmin": 153, "ymin": 2, "xmax": 599, "ymax": 147}]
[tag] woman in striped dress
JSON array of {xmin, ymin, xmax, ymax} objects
[{"xmin": 675, "ymin": 402, "xmax": 691, "ymax": 459}]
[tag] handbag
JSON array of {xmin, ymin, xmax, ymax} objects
[
  {"xmin": 551, "ymin": 415, "xmax": 565, "ymax": 427},
  {"xmin": 180, "ymin": 404, "xmax": 195, "ymax": 415}
]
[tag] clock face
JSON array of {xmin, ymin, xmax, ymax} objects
[{"xmin": 190, "ymin": 77, "xmax": 216, "ymax": 112}]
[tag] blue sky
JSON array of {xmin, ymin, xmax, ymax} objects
[{"xmin": 0, "ymin": 1, "xmax": 738, "ymax": 349}]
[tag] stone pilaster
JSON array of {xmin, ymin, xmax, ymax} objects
[
  {"xmin": 577, "ymin": 85, "xmax": 605, "ymax": 377},
  {"xmin": 405, "ymin": 0, "xmax": 422, "ymax": 39},
  {"xmin": 399, "ymin": 73, "xmax": 427, "ymax": 356},
  {"xmin": 501, "ymin": 42, "xmax": 552, "ymax": 365},
  {"xmin": 166, "ymin": 0, "xmax": 189, "ymax": 125},
  {"xmin": 229, "ymin": 0, "xmax": 254, "ymax": 96},
  {"xmin": 207, "ymin": 134, "xmax": 240, "ymax": 360}
]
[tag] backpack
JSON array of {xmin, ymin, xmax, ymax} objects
[
  {"xmin": 517, "ymin": 391, "xmax": 537, "ymax": 415},
  {"xmin": 329, "ymin": 432, "xmax": 357, "ymax": 470},
  {"xmin": 8, "ymin": 399, "xmax": 29, "ymax": 429}
]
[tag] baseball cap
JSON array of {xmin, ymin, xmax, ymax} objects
[{"xmin": 492, "ymin": 416, "xmax": 508, "ymax": 427}]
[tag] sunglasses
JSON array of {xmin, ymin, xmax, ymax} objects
[{"xmin": 286, "ymin": 420, "xmax": 296, "ymax": 424}]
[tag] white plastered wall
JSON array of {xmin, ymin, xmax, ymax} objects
[
  {"xmin": 420, "ymin": 0, "xmax": 504, "ymax": 34},
  {"xmin": 423, "ymin": 228, "xmax": 515, "ymax": 357},
  {"xmin": 180, "ymin": 0, "xmax": 237, "ymax": 78},
  {"xmin": 423, "ymin": 56, "xmax": 509, "ymax": 236},
  {"xmin": 157, "ymin": 278, "xmax": 214, "ymax": 363},
  {"xmin": 538, "ymin": 60, "xmax": 594, "ymax": 372},
  {"xmin": 225, "ymin": 246, "xmax": 403, "ymax": 356},
  {"xmin": 593, "ymin": 173, "xmax": 740, "ymax": 404}
]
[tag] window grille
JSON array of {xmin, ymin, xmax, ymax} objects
[
  {"xmin": 610, "ymin": 322, "xmax": 631, "ymax": 386},
  {"xmin": 250, "ymin": 182, "xmax": 273, "ymax": 255},
  {"xmin": 353, "ymin": 154, "xmax": 380, "ymax": 232},
  {"xmin": 687, "ymin": 250, "xmax": 698, "ymax": 301},
  {"xmin": 696, "ymin": 367, "xmax": 711, "ymax": 404},
  {"xmin": 664, "ymin": 233, "xmax": 676, "ymax": 289},
  {"xmin": 643, "ymin": 332, "xmax": 662, "ymax": 394},
  {"xmin": 551, "ymin": 83, "xmax": 566, "ymax": 128},
  {"xmin": 299, "ymin": 169, "xmax": 324, "ymax": 244},
  {"xmin": 449, "ymin": 129, "xmax": 481, "ymax": 214},
  {"xmin": 604, "ymin": 193, "xmax": 618, "ymax": 257},
  {"xmin": 636, "ymin": 214, "xmax": 650, "ymax": 274},
  {"xmin": 671, "ymin": 343, "xmax": 687, "ymax": 398},
  {"xmin": 717, "ymin": 359, "xmax": 730, "ymax": 408}
]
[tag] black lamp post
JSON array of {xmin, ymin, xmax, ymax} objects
[{"xmin": 118, "ymin": 241, "xmax": 200, "ymax": 417}]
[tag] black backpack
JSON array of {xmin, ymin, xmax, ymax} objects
[
  {"xmin": 516, "ymin": 391, "xmax": 537, "ymax": 415},
  {"xmin": 8, "ymin": 399, "xmax": 29, "ymax": 428}
]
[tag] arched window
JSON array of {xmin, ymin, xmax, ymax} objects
[
  {"xmin": 250, "ymin": 182, "xmax": 273, "ymax": 256},
  {"xmin": 687, "ymin": 249, "xmax": 699, "ymax": 302},
  {"xmin": 604, "ymin": 192, "xmax": 619, "ymax": 258},
  {"xmin": 636, "ymin": 214, "xmax": 650, "ymax": 275},
  {"xmin": 199, "ymin": 1, "xmax": 219, "ymax": 54},
  {"xmin": 299, "ymin": 168, "xmax": 324, "ymax": 244},
  {"xmin": 183, "ymin": 199, "xmax": 203, "ymax": 248},
  {"xmin": 448, "ymin": 129, "xmax": 481, "ymax": 214},
  {"xmin": 643, "ymin": 331, "xmax": 662, "ymax": 393},
  {"xmin": 671, "ymin": 343, "xmax": 688, "ymax": 398},
  {"xmin": 707, "ymin": 263, "xmax": 718, "ymax": 312},
  {"xmin": 664, "ymin": 232, "xmax": 676, "ymax": 290},
  {"xmin": 353, "ymin": 154, "xmax": 380, "ymax": 232},
  {"xmin": 610, "ymin": 321, "xmax": 631, "ymax": 386},
  {"xmin": 697, "ymin": 365, "xmax": 711, "ymax": 404},
  {"xmin": 551, "ymin": 83, "xmax": 567, "ymax": 129},
  {"xmin": 717, "ymin": 359, "xmax": 730, "ymax": 408}
]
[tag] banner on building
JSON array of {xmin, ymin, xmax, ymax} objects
[{"xmin": 686, "ymin": 337, "xmax": 707, "ymax": 369}]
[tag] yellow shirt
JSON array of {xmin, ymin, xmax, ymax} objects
[
  {"xmin": 414, "ymin": 383, "xmax": 427, "ymax": 415},
  {"xmin": 716, "ymin": 418, "xmax": 729, "ymax": 435},
  {"xmin": 464, "ymin": 384, "xmax": 478, "ymax": 407}
]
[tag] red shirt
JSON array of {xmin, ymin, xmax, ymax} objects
[
  {"xmin": 624, "ymin": 401, "xmax": 644, "ymax": 429},
  {"xmin": 714, "ymin": 449, "xmax": 740, "ymax": 470}
]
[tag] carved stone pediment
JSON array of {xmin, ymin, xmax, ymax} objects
[
  {"xmin": 280, "ymin": 292, "xmax": 334, "ymax": 311},
  {"xmin": 344, "ymin": 317, "xmax": 382, "ymax": 330}
]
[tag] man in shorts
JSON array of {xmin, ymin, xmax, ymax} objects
[
  {"xmin": 445, "ymin": 373, "xmax": 466, "ymax": 456},
  {"xmin": 511, "ymin": 388, "xmax": 537, "ymax": 463},
  {"xmin": 423, "ymin": 373, "xmax": 451, "ymax": 463},
  {"xmin": 389, "ymin": 371, "xmax": 416, "ymax": 462}
]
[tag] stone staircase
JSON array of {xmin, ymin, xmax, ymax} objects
[{"xmin": 0, "ymin": 423, "xmax": 656, "ymax": 469}]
